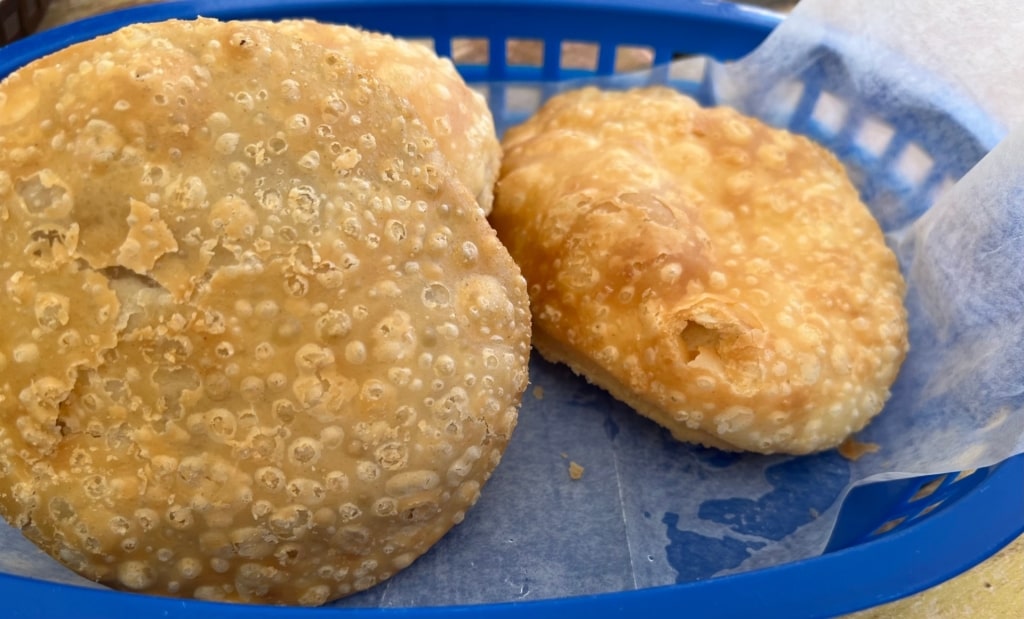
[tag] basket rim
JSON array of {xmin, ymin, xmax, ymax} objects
[
  {"xmin": 0, "ymin": 456, "xmax": 1017, "ymax": 617},
  {"xmin": 0, "ymin": 0, "xmax": 782, "ymax": 78},
  {"xmin": 0, "ymin": 1, "xmax": 1020, "ymax": 617}
]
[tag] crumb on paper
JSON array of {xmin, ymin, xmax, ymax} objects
[
  {"xmin": 838, "ymin": 437, "xmax": 881, "ymax": 461},
  {"xmin": 532, "ymin": 385, "xmax": 544, "ymax": 400},
  {"xmin": 568, "ymin": 461, "xmax": 585, "ymax": 480}
]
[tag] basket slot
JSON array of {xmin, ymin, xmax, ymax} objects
[
  {"xmin": 908, "ymin": 470, "xmax": 987, "ymax": 512},
  {"xmin": 810, "ymin": 91, "xmax": 849, "ymax": 137},
  {"xmin": 895, "ymin": 141, "xmax": 935, "ymax": 187},
  {"xmin": 876, "ymin": 126, "xmax": 912, "ymax": 169},
  {"xmin": 873, "ymin": 516, "xmax": 906, "ymax": 536},
  {"xmin": 826, "ymin": 467, "xmax": 994, "ymax": 552},
  {"xmin": 560, "ymin": 40, "xmax": 600, "ymax": 72},
  {"xmin": 952, "ymin": 468, "xmax": 978, "ymax": 482},
  {"xmin": 754, "ymin": 42, "xmax": 991, "ymax": 229},
  {"xmin": 830, "ymin": 107, "xmax": 866, "ymax": 155},
  {"xmin": 505, "ymin": 38, "xmax": 544, "ymax": 67},
  {"xmin": 615, "ymin": 44, "xmax": 654, "ymax": 73},
  {"xmin": 854, "ymin": 115, "xmax": 897, "ymax": 158},
  {"xmin": 916, "ymin": 500, "xmax": 945, "ymax": 518},
  {"xmin": 909, "ymin": 476, "xmax": 947, "ymax": 502}
]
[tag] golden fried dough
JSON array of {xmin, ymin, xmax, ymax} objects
[
  {"xmin": 0, "ymin": 18, "xmax": 530, "ymax": 604},
  {"xmin": 268, "ymin": 19, "xmax": 501, "ymax": 214},
  {"xmin": 492, "ymin": 86, "xmax": 907, "ymax": 455}
]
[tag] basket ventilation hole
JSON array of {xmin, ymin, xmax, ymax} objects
[
  {"xmin": 909, "ymin": 475, "xmax": 946, "ymax": 502},
  {"xmin": 895, "ymin": 142, "xmax": 934, "ymax": 187},
  {"xmin": 810, "ymin": 91, "xmax": 849, "ymax": 136},
  {"xmin": 506, "ymin": 38, "xmax": 544, "ymax": 67},
  {"xmin": 855, "ymin": 116, "xmax": 896, "ymax": 158},
  {"xmin": 615, "ymin": 45, "xmax": 655, "ymax": 72},
  {"xmin": 560, "ymin": 40, "xmax": 600, "ymax": 71},
  {"xmin": 451, "ymin": 37, "xmax": 489, "ymax": 65},
  {"xmin": 916, "ymin": 501, "xmax": 944, "ymax": 518},
  {"xmin": 873, "ymin": 516, "xmax": 906, "ymax": 536},
  {"xmin": 952, "ymin": 468, "xmax": 978, "ymax": 483}
]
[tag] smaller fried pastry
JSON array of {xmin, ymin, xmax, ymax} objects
[{"xmin": 491, "ymin": 86, "xmax": 909, "ymax": 455}]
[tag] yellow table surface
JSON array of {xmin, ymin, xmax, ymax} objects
[{"xmin": 18, "ymin": 1, "xmax": 1024, "ymax": 616}]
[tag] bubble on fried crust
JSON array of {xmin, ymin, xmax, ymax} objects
[
  {"xmin": 176, "ymin": 557, "xmax": 203, "ymax": 580},
  {"xmin": 33, "ymin": 292, "xmax": 71, "ymax": 330},
  {"xmin": 215, "ymin": 132, "xmax": 240, "ymax": 155},
  {"xmin": 287, "ymin": 185, "xmax": 321, "ymax": 224},
  {"xmin": 337, "ymin": 502, "xmax": 361, "ymax": 523},
  {"xmin": 332, "ymin": 146, "xmax": 362, "ymax": 173},
  {"xmin": 287, "ymin": 437, "xmax": 322, "ymax": 466},
  {"xmin": 255, "ymin": 466, "xmax": 286, "ymax": 492},
  {"xmin": 298, "ymin": 585, "xmax": 331, "ymax": 606},
  {"xmin": 15, "ymin": 169, "xmax": 73, "ymax": 215},
  {"xmin": 118, "ymin": 560, "xmax": 157, "ymax": 590},
  {"xmin": 286, "ymin": 478, "xmax": 326, "ymax": 505},
  {"xmin": 421, "ymin": 282, "xmax": 451, "ymax": 308}
]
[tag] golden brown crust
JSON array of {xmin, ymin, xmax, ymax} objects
[
  {"xmin": 266, "ymin": 19, "xmax": 501, "ymax": 214},
  {"xmin": 0, "ymin": 18, "xmax": 529, "ymax": 605},
  {"xmin": 492, "ymin": 86, "xmax": 908, "ymax": 455}
]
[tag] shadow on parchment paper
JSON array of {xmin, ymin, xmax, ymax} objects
[{"xmin": 662, "ymin": 451, "xmax": 851, "ymax": 582}]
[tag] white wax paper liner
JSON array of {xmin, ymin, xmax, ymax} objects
[{"xmin": 1, "ymin": 0, "xmax": 1021, "ymax": 606}]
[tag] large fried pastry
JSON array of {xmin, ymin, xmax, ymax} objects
[
  {"xmin": 0, "ymin": 18, "xmax": 530, "ymax": 604},
  {"xmin": 492, "ymin": 86, "xmax": 908, "ymax": 455},
  {"xmin": 268, "ymin": 19, "xmax": 501, "ymax": 214}
]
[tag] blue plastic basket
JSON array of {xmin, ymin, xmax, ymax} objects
[{"xmin": 0, "ymin": 1, "xmax": 1021, "ymax": 617}]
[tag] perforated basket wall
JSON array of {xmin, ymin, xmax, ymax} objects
[{"xmin": 0, "ymin": 2, "xmax": 1021, "ymax": 618}]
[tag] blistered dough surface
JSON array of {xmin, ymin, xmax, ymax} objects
[
  {"xmin": 492, "ymin": 86, "xmax": 907, "ymax": 454},
  {"xmin": 267, "ymin": 20, "xmax": 501, "ymax": 214},
  {"xmin": 0, "ymin": 18, "xmax": 529, "ymax": 605}
]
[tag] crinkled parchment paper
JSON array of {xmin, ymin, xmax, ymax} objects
[{"xmin": 0, "ymin": 0, "xmax": 1021, "ymax": 607}]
